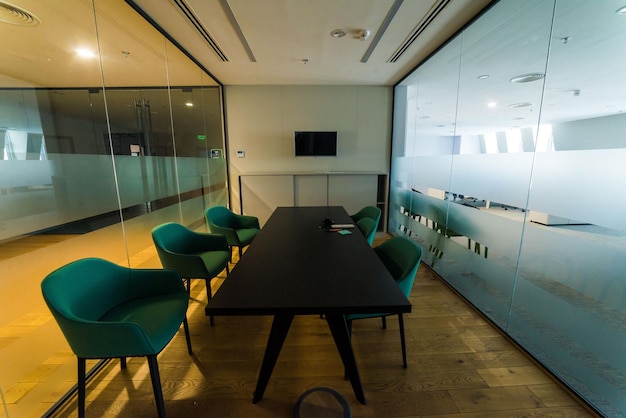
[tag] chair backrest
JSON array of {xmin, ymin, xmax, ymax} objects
[
  {"xmin": 152, "ymin": 222, "xmax": 197, "ymax": 255},
  {"xmin": 42, "ymin": 258, "xmax": 131, "ymax": 324},
  {"xmin": 351, "ymin": 206, "xmax": 381, "ymax": 228},
  {"xmin": 373, "ymin": 237, "xmax": 422, "ymax": 297},
  {"xmin": 356, "ymin": 217, "xmax": 377, "ymax": 245},
  {"xmin": 206, "ymin": 206, "xmax": 237, "ymax": 229}
]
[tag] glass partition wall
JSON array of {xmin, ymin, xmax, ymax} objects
[
  {"xmin": 391, "ymin": 0, "xmax": 626, "ymax": 416},
  {"xmin": 0, "ymin": 1, "xmax": 226, "ymax": 416}
]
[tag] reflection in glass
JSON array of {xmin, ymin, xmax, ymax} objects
[
  {"xmin": 391, "ymin": 0, "xmax": 626, "ymax": 415},
  {"xmin": 0, "ymin": 0, "xmax": 226, "ymax": 416}
]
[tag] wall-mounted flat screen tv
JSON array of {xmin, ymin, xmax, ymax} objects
[{"xmin": 294, "ymin": 131, "xmax": 337, "ymax": 156}]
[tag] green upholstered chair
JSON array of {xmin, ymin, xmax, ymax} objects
[
  {"xmin": 152, "ymin": 222, "xmax": 230, "ymax": 326},
  {"xmin": 350, "ymin": 206, "xmax": 381, "ymax": 232},
  {"xmin": 346, "ymin": 236, "xmax": 422, "ymax": 368},
  {"xmin": 205, "ymin": 206, "xmax": 260, "ymax": 260},
  {"xmin": 356, "ymin": 217, "xmax": 377, "ymax": 246},
  {"xmin": 41, "ymin": 258, "xmax": 191, "ymax": 418}
]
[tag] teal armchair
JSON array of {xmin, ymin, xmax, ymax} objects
[
  {"xmin": 346, "ymin": 236, "xmax": 422, "ymax": 368},
  {"xmin": 152, "ymin": 222, "xmax": 230, "ymax": 326},
  {"xmin": 205, "ymin": 206, "xmax": 260, "ymax": 260},
  {"xmin": 350, "ymin": 206, "xmax": 381, "ymax": 232},
  {"xmin": 41, "ymin": 258, "xmax": 191, "ymax": 418},
  {"xmin": 356, "ymin": 217, "xmax": 377, "ymax": 246}
]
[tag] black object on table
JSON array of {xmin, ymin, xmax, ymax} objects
[{"xmin": 204, "ymin": 206, "xmax": 411, "ymax": 404}]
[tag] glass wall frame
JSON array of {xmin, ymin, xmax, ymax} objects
[
  {"xmin": 0, "ymin": 0, "xmax": 227, "ymax": 416},
  {"xmin": 391, "ymin": 0, "xmax": 626, "ymax": 416}
]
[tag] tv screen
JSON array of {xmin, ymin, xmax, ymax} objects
[{"xmin": 294, "ymin": 131, "xmax": 337, "ymax": 156}]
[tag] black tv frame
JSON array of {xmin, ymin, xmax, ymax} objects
[{"xmin": 294, "ymin": 131, "xmax": 337, "ymax": 156}]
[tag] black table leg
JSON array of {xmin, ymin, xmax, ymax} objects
[
  {"xmin": 252, "ymin": 314, "xmax": 294, "ymax": 403},
  {"xmin": 325, "ymin": 314, "xmax": 366, "ymax": 404}
]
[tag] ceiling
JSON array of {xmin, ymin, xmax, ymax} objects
[
  {"xmin": 2, "ymin": 0, "xmax": 625, "ymax": 135},
  {"xmin": 130, "ymin": 0, "xmax": 494, "ymax": 86}
]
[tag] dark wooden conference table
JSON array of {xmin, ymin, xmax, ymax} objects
[{"xmin": 204, "ymin": 206, "xmax": 411, "ymax": 404}]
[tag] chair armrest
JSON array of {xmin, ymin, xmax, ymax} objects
[
  {"xmin": 55, "ymin": 317, "xmax": 160, "ymax": 358},
  {"xmin": 155, "ymin": 249, "xmax": 223, "ymax": 279},
  {"xmin": 127, "ymin": 268, "xmax": 185, "ymax": 298},
  {"xmin": 206, "ymin": 223, "xmax": 239, "ymax": 245},
  {"xmin": 189, "ymin": 231, "xmax": 230, "ymax": 252},
  {"xmin": 236, "ymin": 214, "xmax": 260, "ymax": 229}
]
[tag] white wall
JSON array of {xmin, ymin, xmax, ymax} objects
[
  {"xmin": 224, "ymin": 85, "xmax": 392, "ymax": 213},
  {"xmin": 552, "ymin": 113, "xmax": 626, "ymax": 151}
]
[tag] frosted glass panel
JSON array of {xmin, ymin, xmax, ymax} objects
[
  {"xmin": 511, "ymin": 222, "xmax": 626, "ymax": 416},
  {"xmin": 529, "ymin": 149, "xmax": 626, "ymax": 232},
  {"xmin": 410, "ymin": 155, "xmax": 453, "ymax": 192},
  {"xmin": 390, "ymin": 0, "xmax": 626, "ymax": 415},
  {"xmin": 0, "ymin": 1, "xmax": 226, "ymax": 417},
  {"xmin": 448, "ymin": 153, "xmax": 533, "ymax": 210}
]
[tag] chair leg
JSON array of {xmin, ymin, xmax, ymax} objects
[
  {"xmin": 120, "ymin": 357, "xmax": 127, "ymax": 369},
  {"xmin": 398, "ymin": 313, "xmax": 407, "ymax": 368},
  {"xmin": 183, "ymin": 316, "xmax": 193, "ymax": 355},
  {"xmin": 185, "ymin": 278, "xmax": 191, "ymax": 295},
  {"xmin": 77, "ymin": 357, "xmax": 86, "ymax": 418},
  {"xmin": 206, "ymin": 279, "xmax": 215, "ymax": 327},
  {"xmin": 381, "ymin": 316, "xmax": 387, "ymax": 329},
  {"xmin": 238, "ymin": 246, "xmax": 242, "ymax": 259},
  {"xmin": 147, "ymin": 355, "xmax": 166, "ymax": 418}
]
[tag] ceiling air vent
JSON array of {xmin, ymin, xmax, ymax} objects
[
  {"xmin": 0, "ymin": 1, "xmax": 40, "ymax": 26},
  {"xmin": 171, "ymin": 0, "xmax": 229, "ymax": 62},
  {"xmin": 388, "ymin": 0, "xmax": 451, "ymax": 63}
]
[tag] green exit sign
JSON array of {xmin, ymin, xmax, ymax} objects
[{"xmin": 197, "ymin": 135, "xmax": 206, "ymax": 140}]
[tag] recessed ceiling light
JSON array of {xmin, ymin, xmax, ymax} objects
[
  {"xmin": 477, "ymin": 74, "xmax": 490, "ymax": 80},
  {"xmin": 616, "ymin": 6, "xmax": 626, "ymax": 13},
  {"xmin": 75, "ymin": 48, "xmax": 96, "ymax": 58},
  {"xmin": 510, "ymin": 73, "xmax": 545, "ymax": 83},
  {"xmin": 330, "ymin": 29, "xmax": 347, "ymax": 38},
  {"xmin": 487, "ymin": 102, "xmax": 497, "ymax": 108},
  {"xmin": 185, "ymin": 102, "xmax": 193, "ymax": 107}
]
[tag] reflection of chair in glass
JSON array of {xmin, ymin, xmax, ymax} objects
[
  {"xmin": 152, "ymin": 222, "xmax": 230, "ymax": 325},
  {"xmin": 205, "ymin": 206, "xmax": 260, "ymax": 260},
  {"xmin": 346, "ymin": 236, "xmax": 422, "ymax": 368},
  {"xmin": 41, "ymin": 258, "xmax": 191, "ymax": 418},
  {"xmin": 356, "ymin": 217, "xmax": 377, "ymax": 245}
]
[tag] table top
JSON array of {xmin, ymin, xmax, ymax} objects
[{"xmin": 205, "ymin": 206, "xmax": 411, "ymax": 316}]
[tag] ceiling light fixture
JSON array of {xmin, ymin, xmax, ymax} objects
[
  {"xmin": 358, "ymin": 29, "xmax": 371, "ymax": 41},
  {"xmin": 510, "ymin": 73, "xmax": 545, "ymax": 83},
  {"xmin": 330, "ymin": 29, "xmax": 347, "ymax": 38},
  {"xmin": 616, "ymin": 6, "xmax": 626, "ymax": 13},
  {"xmin": 477, "ymin": 74, "xmax": 490, "ymax": 80},
  {"xmin": 75, "ymin": 48, "xmax": 96, "ymax": 58}
]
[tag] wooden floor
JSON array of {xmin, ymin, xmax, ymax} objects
[{"xmin": 44, "ymin": 238, "xmax": 597, "ymax": 418}]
